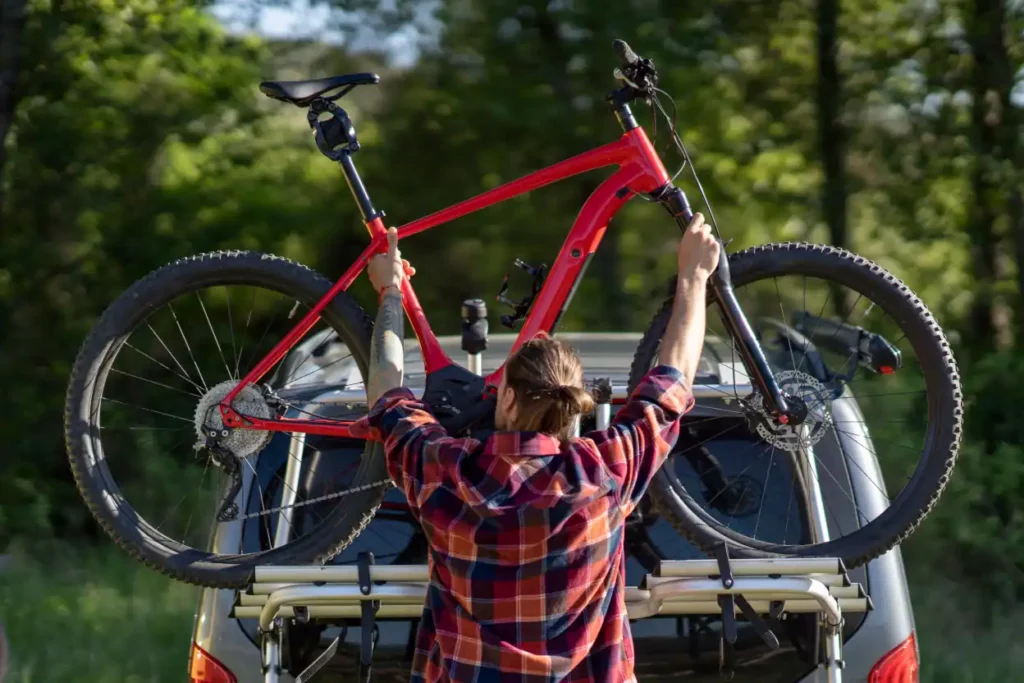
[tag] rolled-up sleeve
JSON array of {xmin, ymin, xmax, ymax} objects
[
  {"xmin": 586, "ymin": 365, "xmax": 694, "ymax": 512},
  {"xmin": 348, "ymin": 388, "xmax": 452, "ymax": 517}
]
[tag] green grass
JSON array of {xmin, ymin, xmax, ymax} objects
[
  {"xmin": 0, "ymin": 542, "xmax": 1021, "ymax": 682},
  {"xmin": 0, "ymin": 544, "xmax": 199, "ymax": 683},
  {"xmin": 911, "ymin": 570, "xmax": 1024, "ymax": 683}
]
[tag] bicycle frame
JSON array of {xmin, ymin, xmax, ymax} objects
[
  {"xmin": 219, "ymin": 99, "xmax": 790, "ymax": 438},
  {"xmin": 218, "ymin": 125, "xmax": 669, "ymax": 437}
]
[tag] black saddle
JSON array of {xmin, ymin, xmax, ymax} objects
[{"xmin": 259, "ymin": 73, "xmax": 380, "ymax": 107}]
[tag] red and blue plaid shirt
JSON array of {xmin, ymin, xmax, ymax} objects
[{"xmin": 351, "ymin": 365, "xmax": 693, "ymax": 683}]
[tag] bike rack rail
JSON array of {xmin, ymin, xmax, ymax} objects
[{"xmin": 236, "ymin": 552, "xmax": 869, "ymax": 683}]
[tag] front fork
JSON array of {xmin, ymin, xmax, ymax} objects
[{"xmin": 653, "ymin": 185, "xmax": 791, "ymax": 419}]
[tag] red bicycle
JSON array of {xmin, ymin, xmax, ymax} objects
[{"xmin": 65, "ymin": 41, "xmax": 962, "ymax": 588}]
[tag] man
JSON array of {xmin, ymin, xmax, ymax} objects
[{"xmin": 351, "ymin": 213, "xmax": 720, "ymax": 682}]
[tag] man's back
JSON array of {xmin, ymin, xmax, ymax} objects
[{"xmin": 353, "ymin": 365, "xmax": 693, "ymax": 682}]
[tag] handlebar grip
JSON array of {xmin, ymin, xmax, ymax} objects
[{"xmin": 613, "ymin": 39, "xmax": 640, "ymax": 66}]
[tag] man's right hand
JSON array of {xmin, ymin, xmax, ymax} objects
[{"xmin": 677, "ymin": 213, "xmax": 720, "ymax": 283}]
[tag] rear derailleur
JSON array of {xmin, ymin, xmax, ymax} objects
[{"xmin": 203, "ymin": 434, "xmax": 243, "ymax": 522}]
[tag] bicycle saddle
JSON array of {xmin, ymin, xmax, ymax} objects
[{"xmin": 259, "ymin": 73, "xmax": 380, "ymax": 107}]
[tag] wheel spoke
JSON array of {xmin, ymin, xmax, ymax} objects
[
  {"xmin": 225, "ymin": 287, "xmax": 239, "ymax": 381},
  {"xmin": 109, "ymin": 367, "xmax": 201, "ymax": 398},
  {"xmin": 752, "ymin": 442, "xmax": 776, "ymax": 539},
  {"xmin": 774, "ymin": 277, "xmax": 797, "ymax": 372},
  {"xmin": 234, "ymin": 287, "xmax": 259, "ymax": 379},
  {"xmin": 168, "ymin": 302, "xmax": 208, "ymax": 391},
  {"xmin": 136, "ymin": 329, "xmax": 205, "ymax": 394},
  {"xmin": 197, "ymin": 291, "xmax": 234, "ymax": 380},
  {"xmin": 102, "ymin": 397, "xmax": 193, "ymax": 424},
  {"xmin": 795, "ymin": 287, "xmax": 831, "ymax": 376}
]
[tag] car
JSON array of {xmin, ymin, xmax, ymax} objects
[{"xmin": 188, "ymin": 329, "xmax": 919, "ymax": 683}]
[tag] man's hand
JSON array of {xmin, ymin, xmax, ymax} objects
[
  {"xmin": 677, "ymin": 213, "xmax": 720, "ymax": 284},
  {"xmin": 368, "ymin": 227, "xmax": 416, "ymax": 294},
  {"xmin": 658, "ymin": 213, "xmax": 717, "ymax": 387}
]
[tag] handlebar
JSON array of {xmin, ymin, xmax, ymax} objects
[
  {"xmin": 613, "ymin": 39, "xmax": 640, "ymax": 67},
  {"xmin": 611, "ymin": 38, "xmax": 657, "ymax": 96}
]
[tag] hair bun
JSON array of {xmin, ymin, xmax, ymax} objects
[{"xmin": 556, "ymin": 384, "xmax": 595, "ymax": 415}]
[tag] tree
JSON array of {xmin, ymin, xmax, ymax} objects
[
  {"xmin": 965, "ymin": 0, "xmax": 1018, "ymax": 349},
  {"xmin": 0, "ymin": 0, "xmax": 362, "ymax": 537},
  {"xmin": 0, "ymin": 0, "xmax": 26, "ymax": 218}
]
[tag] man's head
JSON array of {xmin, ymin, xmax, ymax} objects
[{"xmin": 495, "ymin": 335, "xmax": 594, "ymax": 440}]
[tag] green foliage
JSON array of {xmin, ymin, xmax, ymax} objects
[
  {"xmin": 0, "ymin": 0, "xmax": 1022, "ymax": 676},
  {"xmin": 903, "ymin": 351, "xmax": 1024, "ymax": 595},
  {"xmin": 0, "ymin": 544, "xmax": 197, "ymax": 682},
  {"xmin": 0, "ymin": 0, "xmax": 1022, "ymax": 615}
]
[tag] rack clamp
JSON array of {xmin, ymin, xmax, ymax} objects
[
  {"xmin": 357, "ymin": 551, "xmax": 380, "ymax": 683},
  {"xmin": 713, "ymin": 543, "xmax": 780, "ymax": 679}
]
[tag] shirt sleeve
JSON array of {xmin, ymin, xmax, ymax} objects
[
  {"xmin": 348, "ymin": 387, "xmax": 456, "ymax": 518},
  {"xmin": 586, "ymin": 365, "xmax": 694, "ymax": 512}
]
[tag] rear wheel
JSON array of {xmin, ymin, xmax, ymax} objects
[
  {"xmin": 65, "ymin": 251, "xmax": 388, "ymax": 588},
  {"xmin": 629, "ymin": 242, "xmax": 963, "ymax": 568}
]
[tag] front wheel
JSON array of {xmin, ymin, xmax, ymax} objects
[{"xmin": 630, "ymin": 242, "xmax": 963, "ymax": 568}]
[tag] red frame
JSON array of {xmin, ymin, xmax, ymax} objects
[{"xmin": 219, "ymin": 127, "xmax": 670, "ymax": 437}]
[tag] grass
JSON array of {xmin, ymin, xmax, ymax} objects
[
  {"xmin": 0, "ymin": 541, "xmax": 1021, "ymax": 682},
  {"xmin": 0, "ymin": 544, "xmax": 199, "ymax": 683},
  {"xmin": 910, "ymin": 569, "xmax": 1024, "ymax": 683}
]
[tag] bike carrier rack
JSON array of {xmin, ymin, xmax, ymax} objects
[{"xmin": 235, "ymin": 550, "xmax": 869, "ymax": 683}]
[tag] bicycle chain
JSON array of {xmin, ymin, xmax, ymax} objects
[{"xmin": 237, "ymin": 478, "xmax": 394, "ymax": 520}]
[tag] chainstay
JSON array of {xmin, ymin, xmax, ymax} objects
[{"xmin": 238, "ymin": 478, "xmax": 394, "ymax": 520}]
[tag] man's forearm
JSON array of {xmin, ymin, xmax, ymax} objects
[
  {"xmin": 367, "ymin": 287, "xmax": 405, "ymax": 406},
  {"xmin": 658, "ymin": 276, "xmax": 707, "ymax": 389}
]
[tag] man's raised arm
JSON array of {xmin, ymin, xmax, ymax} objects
[{"xmin": 366, "ymin": 227, "xmax": 413, "ymax": 405}]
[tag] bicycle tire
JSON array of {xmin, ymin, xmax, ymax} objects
[
  {"xmin": 629, "ymin": 242, "xmax": 963, "ymax": 568},
  {"xmin": 65, "ymin": 251, "xmax": 386, "ymax": 588}
]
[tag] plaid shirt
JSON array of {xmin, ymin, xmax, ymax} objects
[{"xmin": 351, "ymin": 365, "xmax": 693, "ymax": 683}]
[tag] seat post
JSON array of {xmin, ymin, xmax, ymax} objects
[
  {"xmin": 338, "ymin": 152, "xmax": 380, "ymax": 223},
  {"xmin": 306, "ymin": 96, "xmax": 382, "ymax": 223}
]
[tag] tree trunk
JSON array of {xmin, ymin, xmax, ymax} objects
[
  {"xmin": 0, "ymin": 0, "xmax": 26, "ymax": 218},
  {"xmin": 1013, "ymin": 191, "xmax": 1024, "ymax": 343},
  {"xmin": 815, "ymin": 0, "xmax": 852, "ymax": 319},
  {"xmin": 965, "ymin": 0, "xmax": 1015, "ymax": 349}
]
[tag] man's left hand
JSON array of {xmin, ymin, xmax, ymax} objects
[{"xmin": 368, "ymin": 227, "xmax": 416, "ymax": 293}]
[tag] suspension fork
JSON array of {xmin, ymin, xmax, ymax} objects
[{"xmin": 653, "ymin": 185, "xmax": 791, "ymax": 418}]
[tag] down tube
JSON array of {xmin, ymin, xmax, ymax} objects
[{"xmin": 503, "ymin": 165, "xmax": 647, "ymax": 362}]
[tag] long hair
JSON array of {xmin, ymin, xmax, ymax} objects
[{"xmin": 505, "ymin": 335, "xmax": 594, "ymax": 440}]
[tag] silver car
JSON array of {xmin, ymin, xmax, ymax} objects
[{"xmin": 187, "ymin": 332, "xmax": 918, "ymax": 683}]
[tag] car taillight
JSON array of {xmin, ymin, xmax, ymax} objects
[
  {"xmin": 189, "ymin": 642, "xmax": 237, "ymax": 683},
  {"xmin": 868, "ymin": 632, "xmax": 919, "ymax": 683}
]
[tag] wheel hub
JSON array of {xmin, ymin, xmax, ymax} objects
[
  {"xmin": 748, "ymin": 370, "xmax": 833, "ymax": 452},
  {"xmin": 193, "ymin": 380, "xmax": 274, "ymax": 459}
]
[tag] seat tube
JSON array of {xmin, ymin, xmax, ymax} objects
[{"xmin": 338, "ymin": 153, "xmax": 381, "ymax": 223}]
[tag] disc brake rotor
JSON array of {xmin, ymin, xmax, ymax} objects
[
  {"xmin": 194, "ymin": 380, "xmax": 274, "ymax": 459},
  {"xmin": 749, "ymin": 370, "xmax": 834, "ymax": 452}
]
